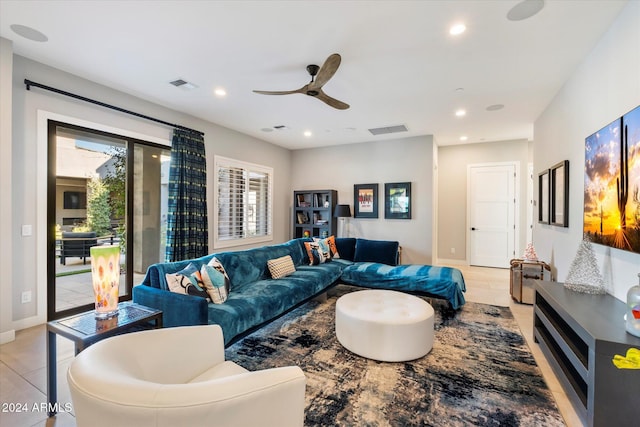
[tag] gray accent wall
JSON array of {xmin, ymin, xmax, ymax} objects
[
  {"xmin": 1, "ymin": 52, "xmax": 292, "ymax": 341},
  {"xmin": 291, "ymin": 136, "xmax": 436, "ymax": 265}
]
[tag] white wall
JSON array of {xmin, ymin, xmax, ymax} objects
[
  {"xmin": 0, "ymin": 38, "xmax": 15, "ymax": 343},
  {"xmin": 533, "ymin": 1, "xmax": 640, "ymax": 302},
  {"xmin": 2, "ymin": 54, "xmax": 291, "ymax": 340},
  {"xmin": 438, "ymin": 139, "xmax": 530, "ymax": 264},
  {"xmin": 291, "ymin": 136, "xmax": 435, "ymax": 265}
]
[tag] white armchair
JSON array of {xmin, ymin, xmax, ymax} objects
[{"xmin": 67, "ymin": 325, "xmax": 306, "ymax": 427}]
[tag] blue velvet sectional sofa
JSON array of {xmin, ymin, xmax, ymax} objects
[{"xmin": 133, "ymin": 237, "xmax": 466, "ymax": 345}]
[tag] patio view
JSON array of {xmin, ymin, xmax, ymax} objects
[{"xmin": 53, "ymin": 125, "xmax": 170, "ymax": 316}]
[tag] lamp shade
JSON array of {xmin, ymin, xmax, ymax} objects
[{"xmin": 334, "ymin": 204, "xmax": 352, "ymax": 218}]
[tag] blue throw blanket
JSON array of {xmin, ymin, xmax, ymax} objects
[{"xmin": 340, "ymin": 263, "xmax": 466, "ymax": 309}]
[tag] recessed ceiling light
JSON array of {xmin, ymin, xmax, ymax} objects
[
  {"xmin": 455, "ymin": 87, "xmax": 465, "ymax": 93},
  {"xmin": 455, "ymin": 109, "xmax": 466, "ymax": 117},
  {"xmin": 449, "ymin": 23, "xmax": 466, "ymax": 36},
  {"xmin": 460, "ymin": 136, "xmax": 468, "ymax": 141},
  {"xmin": 486, "ymin": 104, "xmax": 505, "ymax": 111},
  {"xmin": 303, "ymin": 131, "xmax": 312, "ymax": 138},
  {"xmin": 214, "ymin": 88, "xmax": 227, "ymax": 97},
  {"xmin": 10, "ymin": 24, "xmax": 48, "ymax": 42},
  {"xmin": 507, "ymin": 0, "xmax": 545, "ymax": 21}
]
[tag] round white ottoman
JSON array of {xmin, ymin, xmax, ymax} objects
[{"xmin": 335, "ymin": 289, "xmax": 434, "ymax": 362}]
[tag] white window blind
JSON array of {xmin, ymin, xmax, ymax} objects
[{"xmin": 214, "ymin": 156, "xmax": 273, "ymax": 248}]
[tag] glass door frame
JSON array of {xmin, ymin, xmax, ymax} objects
[{"xmin": 46, "ymin": 120, "xmax": 167, "ymax": 321}]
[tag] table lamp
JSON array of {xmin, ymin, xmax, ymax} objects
[
  {"xmin": 334, "ymin": 204, "xmax": 351, "ymax": 237},
  {"xmin": 90, "ymin": 245, "xmax": 120, "ymax": 319}
]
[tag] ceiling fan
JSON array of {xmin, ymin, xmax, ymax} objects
[{"xmin": 253, "ymin": 53, "xmax": 350, "ymax": 110}]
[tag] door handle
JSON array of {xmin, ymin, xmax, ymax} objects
[{"xmin": 471, "ymin": 227, "xmax": 476, "ymax": 231}]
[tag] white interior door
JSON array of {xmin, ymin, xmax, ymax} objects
[{"xmin": 468, "ymin": 163, "xmax": 516, "ymax": 268}]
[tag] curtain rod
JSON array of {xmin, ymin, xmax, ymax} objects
[{"xmin": 24, "ymin": 79, "xmax": 204, "ymax": 136}]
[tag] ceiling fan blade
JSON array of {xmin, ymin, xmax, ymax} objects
[
  {"xmin": 253, "ymin": 86, "xmax": 306, "ymax": 95},
  {"xmin": 315, "ymin": 89, "xmax": 350, "ymax": 110},
  {"xmin": 309, "ymin": 53, "xmax": 341, "ymax": 90}
]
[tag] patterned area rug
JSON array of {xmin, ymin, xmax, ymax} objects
[{"xmin": 226, "ymin": 285, "xmax": 564, "ymax": 427}]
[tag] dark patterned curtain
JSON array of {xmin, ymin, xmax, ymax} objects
[{"xmin": 165, "ymin": 128, "xmax": 208, "ymax": 262}]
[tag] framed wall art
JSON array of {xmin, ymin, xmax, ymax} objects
[
  {"xmin": 550, "ymin": 160, "xmax": 569, "ymax": 227},
  {"xmin": 538, "ymin": 170, "xmax": 549, "ymax": 224},
  {"xmin": 384, "ymin": 182, "xmax": 411, "ymax": 219},
  {"xmin": 584, "ymin": 105, "xmax": 640, "ymax": 254},
  {"xmin": 354, "ymin": 183, "xmax": 378, "ymax": 218}
]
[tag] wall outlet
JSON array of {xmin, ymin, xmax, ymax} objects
[
  {"xmin": 21, "ymin": 291, "xmax": 32, "ymax": 304},
  {"xmin": 450, "ymin": 247, "xmax": 456, "ymax": 254},
  {"xmin": 21, "ymin": 224, "xmax": 33, "ymax": 236}
]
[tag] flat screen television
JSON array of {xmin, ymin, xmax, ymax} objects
[{"xmin": 583, "ymin": 105, "xmax": 640, "ymax": 254}]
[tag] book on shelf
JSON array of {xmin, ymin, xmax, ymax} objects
[
  {"xmin": 296, "ymin": 194, "xmax": 311, "ymax": 207},
  {"xmin": 296, "ymin": 212, "xmax": 309, "ymax": 224}
]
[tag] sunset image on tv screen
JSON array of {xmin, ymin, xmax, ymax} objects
[{"xmin": 584, "ymin": 105, "xmax": 640, "ymax": 254}]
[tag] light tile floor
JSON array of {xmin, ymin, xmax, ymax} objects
[{"xmin": 0, "ymin": 265, "xmax": 584, "ymax": 426}]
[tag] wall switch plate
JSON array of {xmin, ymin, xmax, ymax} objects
[{"xmin": 21, "ymin": 291, "xmax": 32, "ymax": 304}]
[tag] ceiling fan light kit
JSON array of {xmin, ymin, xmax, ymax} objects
[{"xmin": 253, "ymin": 53, "xmax": 350, "ymax": 110}]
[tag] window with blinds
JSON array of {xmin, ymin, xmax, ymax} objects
[{"xmin": 214, "ymin": 156, "xmax": 273, "ymax": 248}]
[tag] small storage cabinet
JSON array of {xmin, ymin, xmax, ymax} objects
[
  {"xmin": 534, "ymin": 280, "xmax": 640, "ymax": 427},
  {"xmin": 509, "ymin": 259, "xmax": 551, "ymax": 304},
  {"xmin": 293, "ymin": 190, "xmax": 337, "ymax": 238}
]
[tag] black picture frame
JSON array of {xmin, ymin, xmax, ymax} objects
[
  {"xmin": 384, "ymin": 182, "xmax": 411, "ymax": 219},
  {"xmin": 538, "ymin": 170, "xmax": 550, "ymax": 224},
  {"xmin": 550, "ymin": 160, "xmax": 569, "ymax": 227},
  {"xmin": 354, "ymin": 184, "xmax": 378, "ymax": 218}
]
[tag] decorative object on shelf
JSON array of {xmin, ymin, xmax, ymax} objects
[
  {"xmin": 303, "ymin": 230, "xmax": 311, "ymax": 238},
  {"xmin": 334, "ymin": 204, "xmax": 351, "ymax": 237},
  {"xmin": 564, "ymin": 238, "xmax": 607, "ymax": 294},
  {"xmin": 296, "ymin": 212, "xmax": 308, "ymax": 224},
  {"xmin": 354, "ymin": 184, "xmax": 378, "ymax": 218},
  {"xmin": 523, "ymin": 242, "xmax": 538, "ymax": 261},
  {"xmin": 90, "ymin": 245, "xmax": 120, "ymax": 319},
  {"xmin": 612, "ymin": 348, "xmax": 640, "ymax": 370},
  {"xmin": 384, "ymin": 182, "xmax": 411, "ymax": 219},
  {"xmin": 625, "ymin": 273, "xmax": 640, "ymax": 338}
]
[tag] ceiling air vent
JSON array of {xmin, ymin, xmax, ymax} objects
[
  {"xmin": 368, "ymin": 124, "xmax": 408, "ymax": 135},
  {"xmin": 169, "ymin": 79, "xmax": 197, "ymax": 90}
]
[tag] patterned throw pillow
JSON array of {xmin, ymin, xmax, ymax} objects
[
  {"xmin": 267, "ymin": 255, "xmax": 296, "ymax": 279},
  {"xmin": 200, "ymin": 257, "xmax": 230, "ymax": 304},
  {"xmin": 165, "ymin": 263, "xmax": 210, "ymax": 300},
  {"xmin": 303, "ymin": 241, "xmax": 330, "ymax": 265},
  {"xmin": 314, "ymin": 235, "xmax": 340, "ymax": 259}
]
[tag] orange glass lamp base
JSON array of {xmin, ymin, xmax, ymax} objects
[{"xmin": 90, "ymin": 245, "xmax": 120, "ymax": 319}]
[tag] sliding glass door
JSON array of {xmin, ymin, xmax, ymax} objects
[{"xmin": 48, "ymin": 121, "xmax": 170, "ymax": 320}]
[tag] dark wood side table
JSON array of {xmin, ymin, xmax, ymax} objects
[{"xmin": 46, "ymin": 302, "xmax": 162, "ymax": 417}]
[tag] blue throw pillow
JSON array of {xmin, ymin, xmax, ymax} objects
[
  {"xmin": 354, "ymin": 239, "xmax": 399, "ymax": 265},
  {"xmin": 335, "ymin": 238, "xmax": 357, "ymax": 261}
]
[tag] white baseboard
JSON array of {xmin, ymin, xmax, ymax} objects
[{"xmin": 0, "ymin": 329, "xmax": 16, "ymax": 345}]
